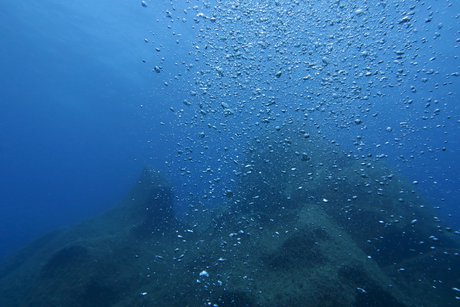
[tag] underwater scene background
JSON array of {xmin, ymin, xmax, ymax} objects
[{"xmin": 0, "ymin": 0, "xmax": 459, "ymax": 306}]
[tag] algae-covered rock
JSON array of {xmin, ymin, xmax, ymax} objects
[
  {"xmin": 0, "ymin": 169, "xmax": 178, "ymax": 307},
  {"xmin": 0, "ymin": 133, "xmax": 458, "ymax": 307}
]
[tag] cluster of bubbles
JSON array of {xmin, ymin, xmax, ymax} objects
[
  {"xmin": 140, "ymin": 0, "xmax": 458, "ymax": 216},
  {"xmin": 137, "ymin": 1, "xmax": 459, "ymax": 304}
]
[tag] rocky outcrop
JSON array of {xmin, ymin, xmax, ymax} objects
[{"xmin": 0, "ymin": 134, "xmax": 458, "ymax": 307}]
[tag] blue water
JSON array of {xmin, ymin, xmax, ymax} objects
[{"xmin": 0, "ymin": 0, "xmax": 459, "ymax": 263}]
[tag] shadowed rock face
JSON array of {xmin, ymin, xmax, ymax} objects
[
  {"xmin": 262, "ymin": 227, "xmax": 329, "ymax": 270},
  {"xmin": 0, "ymin": 134, "xmax": 458, "ymax": 307},
  {"xmin": 126, "ymin": 169, "xmax": 176, "ymax": 237}
]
